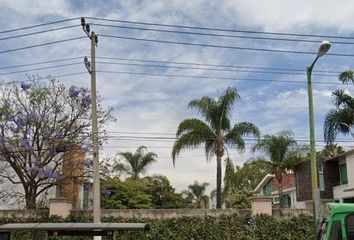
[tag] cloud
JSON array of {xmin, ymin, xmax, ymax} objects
[{"xmin": 1, "ymin": 0, "xmax": 354, "ymax": 193}]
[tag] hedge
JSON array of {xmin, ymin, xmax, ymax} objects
[{"xmin": 0, "ymin": 213, "xmax": 314, "ymax": 240}]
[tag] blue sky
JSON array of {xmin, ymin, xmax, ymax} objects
[{"xmin": 1, "ymin": 0, "xmax": 354, "ymax": 193}]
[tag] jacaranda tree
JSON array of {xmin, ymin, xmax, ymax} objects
[{"xmin": 0, "ymin": 78, "xmax": 113, "ymax": 208}]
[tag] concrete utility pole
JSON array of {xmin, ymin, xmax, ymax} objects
[{"xmin": 81, "ymin": 18, "xmax": 101, "ymax": 239}]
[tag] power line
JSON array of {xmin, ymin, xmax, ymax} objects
[
  {"xmin": 0, "ymin": 17, "xmax": 80, "ymax": 35},
  {"xmin": 1, "ymin": 56, "xmax": 341, "ymax": 74},
  {"xmin": 0, "ymin": 71, "xmax": 87, "ymax": 86},
  {"xmin": 87, "ymin": 16, "xmax": 354, "ymax": 40},
  {"xmin": 0, "ymin": 62, "xmax": 83, "ymax": 76},
  {"xmin": 97, "ymin": 69, "xmax": 341, "ymax": 85},
  {"xmin": 104, "ymin": 131, "xmax": 354, "ymax": 142},
  {"xmin": 0, "ymin": 25, "xmax": 79, "ymax": 41},
  {"xmin": 99, "ymin": 34, "xmax": 354, "ymax": 57},
  {"xmin": 96, "ymin": 56, "xmax": 341, "ymax": 74},
  {"xmin": 0, "ymin": 56, "xmax": 83, "ymax": 70},
  {"xmin": 92, "ymin": 23, "xmax": 354, "ymax": 45},
  {"xmin": 0, "ymin": 36, "xmax": 86, "ymax": 55},
  {"xmin": 96, "ymin": 61, "xmax": 338, "ymax": 77}
]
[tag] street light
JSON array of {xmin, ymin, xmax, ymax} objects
[{"xmin": 307, "ymin": 40, "xmax": 331, "ymax": 223}]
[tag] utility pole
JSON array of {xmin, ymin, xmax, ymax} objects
[{"xmin": 81, "ymin": 17, "xmax": 101, "ymax": 231}]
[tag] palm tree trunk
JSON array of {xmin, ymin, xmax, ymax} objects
[
  {"xmin": 277, "ymin": 172, "xmax": 284, "ymax": 209},
  {"xmin": 216, "ymin": 154, "xmax": 222, "ymax": 209}
]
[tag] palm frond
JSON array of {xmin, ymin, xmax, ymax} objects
[
  {"xmin": 175, "ymin": 118, "xmax": 214, "ymax": 137},
  {"xmin": 339, "ymin": 70, "xmax": 354, "ymax": 84},
  {"xmin": 324, "ymin": 108, "xmax": 353, "ymax": 143},
  {"xmin": 225, "ymin": 122, "xmax": 260, "ymax": 152},
  {"xmin": 332, "ymin": 89, "xmax": 354, "ymax": 108}
]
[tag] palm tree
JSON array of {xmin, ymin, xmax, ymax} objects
[
  {"xmin": 113, "ymin": 146, "xmax": 157, "ymax": 180},
  {"xmin": 172, "ymin": 87, "xmax": 260, "ymax": 208},
  {"xmin": 317, "ymin": 143, "xmax": 345, "ymax": 160},
  {"xmin": 252, "ymin": 130, "xmax": 305, "ymax": 209},
  {"xmin": 324, "ymin": 70, "xmax": 354, "ymax": 143},
  {"xmin": 183, "ymin": 180, "xmax": 210, "ymax": 208}
]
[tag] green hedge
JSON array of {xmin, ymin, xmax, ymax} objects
[{"xmin": 1, "ymin": 213, "xmax": 314, "ymax": 240}]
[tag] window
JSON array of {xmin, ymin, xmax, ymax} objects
[
  {"xmin": 346, "ymin": 214, "xmax": 354, "ymax": 240},
  {"xmin": 329, "ymin": 221, "xmax": 342, "ymax": 240},
  {"xmin": 263, "ymin": 181, "xmax": 272, "ymax": 196},
  {"xmin": 339, "ymin": 163, "xmax": 348, "ymax": 185},
  {"xmin": 319, "ymin": 163, "xmax": 325, "ymax": 191}
]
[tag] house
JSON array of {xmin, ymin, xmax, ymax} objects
[
  {"xmin": 295, "ymin": 149, "xmax": 354, "ymax": 210},
  {"xmin": 254, "ymin": 173, "xmax": 305, "ymax": 209}
]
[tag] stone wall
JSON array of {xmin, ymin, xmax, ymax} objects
[
  {"xmin": 0, "ymin": 208, "xmax": 312, "ymax": 220},
  {"xmin": 71, "ymin": 208, "xmax": 252, "ymax": 219}
]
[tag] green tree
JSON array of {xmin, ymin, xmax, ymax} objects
[
  {"xmin": 223, "ymin": 158, "xmax": 272, "ymax": 195},
  {"xmin": 182, "ymin": 180, "xmax": 210, "ymax": 208},
  {"xmin": 113, "ymin": 146, "xmax": 157, "ymax": 180},
  {"xmin": 101, "ymin": 178, "xmax": 152, "ymax": 209},
  {"xmin": 172, "ymin": 87, "xmax": 260, "ymax": 208},
  {"xmin": 252, "ymin": 130, "xmax": 305, "ymax": 209},
  {"xmin": 324, "ymin": 70, "xmax": 354, "ymax": 143},
  {"xmin": 143, "ymin": 174, "xmax": 188, "ymax": 209}
]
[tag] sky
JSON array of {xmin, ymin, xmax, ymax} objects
[{"xmin": 0, "ymin": 0, "xmax": 354, "ymax": 194}]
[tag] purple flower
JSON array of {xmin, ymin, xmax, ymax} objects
[
  {"xmin": 26, "ymin": 166, "xmax": 40, "ymax": 174},
  {"xmin": 50, "ymin": 171, "xmax": 62, "ymax": 180},
  {"xmin": 84, "ymin": 159, "xmax": 93, "ymax": 168},
  {"xmin": 27, "ymin": 113, "xmax": 39, "ymax": 122},
  {"xmin": 69, "ymin": 86, "xmax": 80, "ymax": 98},
  {"xmin": 81, "ymin": 95, "xmax": 91, "ymax": 108},
  {"xmin": 4, "ymin": 100, "xmax": 10, "ymax": 109},
  {"xmin": 15, "ymin": 117, "xmax": 25, "ymax": 129},
  {"xmin": 21, "ymin": 139, "xmax": 32, "ymax": 150},
  {"xmin": 20, "ymin": 82, "xmax": 31, "ymax": 91}
]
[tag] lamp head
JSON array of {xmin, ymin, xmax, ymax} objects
[{"xmin": 317, "ymin": 40, "xmax": 331, "ymax": 57}]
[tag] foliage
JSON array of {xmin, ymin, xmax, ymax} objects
[
  {"xmin": 102, "ymin": 178, "xmax": 152, "ymax": 209},
  {"xmin": 224, "ymin": 158, "xmax": 272, "ymax": 193},
  {"xmin": 317, "ymin": 143, "xmax": 345, "ymax": 160},
  {"xmin": 143, "ymin": 175, "xmax": 188, "ymax": 209},
  {"xmin": 230, "ymin": 189, "xmax": 254, "ymax": 209},
  {"xmin": 102, "ymin": 175, "xmax": 188, "ymax": 209},
  {"xmin": 252, "ymin": 130, "xmax": 307, "ymax": 208},
  {"xmin": 2, "ymin": 213, "xmax": 314, "ymax": 240},
  {"xmin": 172, "ymin": 87, "xmax": 260, "ymax": 208},
  {"xmin": 113, "ymin": 146, "xmax": 157, "ymax": 180},
  {"xmin": 0, "ymin": 78, "xmax": 113, "ymax": 209},
  {"xmin": 324, "ymin": 70, "xmax": 354, "ymax": 143},
  {"xmin": 182, "ymin": 180, "xmax": 210, "ymax": 208}
]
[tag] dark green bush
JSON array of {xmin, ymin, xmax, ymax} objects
[{"xmin": 1, "ymin": 213, "xmax": 314, "ymax": 240}]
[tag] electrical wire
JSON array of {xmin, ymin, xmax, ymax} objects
[
  {"xmin": 0, "ymin": 36, "xmax": 86, "ymax": 55},
  {"xmin": 97, "ymin": 70, "xmax": 341, "ymax": 85},
  {"xmin": 92, "ymin": 23, "xmax": 354, "ymax": 45},
  {"xmin": 99, "ymin": 34, "xmax": 354, "ymax": 57},
  {"xmin": 96, "ymin": 56, "xmax": 341, "ymax": 74},
  {"xmin": 0, "ymin": 25, "xmax": 79, "ymax": 41},
  {"xmin": 87, "ymin": 16, "xmax": 354, "ymax": 40},
  {"xmin": 0, "ymin": 17, "xmax": 80, "ymax": 34},
  {"xmin": 0, "ymin": 56, "xmax": 83, "ymax": 70},
  {"xmin": 95, "ymin": 61, "xmax": 338, "ymax": 77},
  {"xmin": 0, "ymin": 62, "xmax": 83, "ymax": 76}
]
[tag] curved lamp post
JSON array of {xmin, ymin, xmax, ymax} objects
[{"xmin": 307, "ymin": 40, "xmax": 331, "ymax": 223}]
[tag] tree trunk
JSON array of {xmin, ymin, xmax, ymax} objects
[
  {"xmin": 276, "ymin": 171, "xmax": 284, "ymax": 209},
  {"xmin": 216, "ymin": 154, "xmax": 222, "ymax": 209},
  {"xmin": 25, "ymin": 186, "xmax": 37, "ymax": 209}
]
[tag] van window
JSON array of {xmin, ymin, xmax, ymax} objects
[
  {"xmin": 346, "ymin": 214, "xmax": 354, "ymax": 240},
  {"xmin": 329, "ymin": 221, "xmax": 342, "ymax": 240}
]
